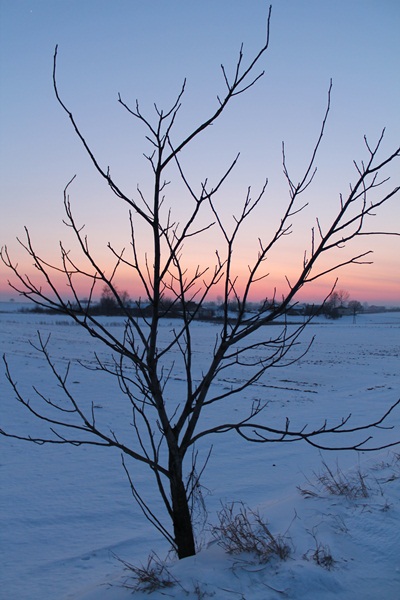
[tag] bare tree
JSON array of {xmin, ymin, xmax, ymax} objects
[
  {"xmin": 348, "ymin": 299, "xmax": 364, "ymax": 323},
  {"xmin": 335, "ymin": 289, "xmax": 350, "ymax": 307},
  {"xmin": 98, "ymin": 285, "xmax": 130, "ymax": 315},
  {"xmin": 324, "ymin": 289, "xmax": 350, "ymax": 319},
  {"xmin": 1, "ymin": 7, "xmax": 400, "ymax": 559}
]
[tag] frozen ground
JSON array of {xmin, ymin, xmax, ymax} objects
[{"xmin": 1, "ymin": 305, "xmax": 399, "ymax": 599}]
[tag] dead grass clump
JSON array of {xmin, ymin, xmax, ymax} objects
[
  {"xmin": 211, "ymin": 502, "xmax": 291, "ymax": 563},
  {"xmin": 304, "ymin": 530, "xmax": 336, "ymax": 570},
  {"xmin": 299, "ymin": 460, "xmax": 370, "ymax": 500},
  {"xmin": 113, "ymin": 551, "xmax": 177, "ymax": 593}
]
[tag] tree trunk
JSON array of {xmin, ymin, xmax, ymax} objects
[{"xmin": 169, "ymin": 455, "xmax": 196, "ymax": 559}]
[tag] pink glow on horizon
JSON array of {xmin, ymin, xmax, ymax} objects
[{"xmin": 1, "ymin": 260, "xmax": 398, "ymax": 307}]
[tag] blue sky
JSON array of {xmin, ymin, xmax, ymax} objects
[{"xmin": 0, "ymin": 0, "xmax": 399, "ymax": 304}]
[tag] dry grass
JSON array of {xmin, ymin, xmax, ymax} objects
[
  {"xmin": 304, "ymin": 530, "xmax": 336, "ymax": 570},
  {"xmin": 298, "ymin": 460, "xmax": 370, "ymax": 500},
  {"xmin": 211, "ymin": 502, "xmax": 292, "ymax": 563},
  {"xmin": 113, "ymin": 551, "xmax": 177, "ymax": 593}
]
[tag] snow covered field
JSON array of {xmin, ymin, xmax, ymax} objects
[{"xmin": 1, "ymin": 305, "xmax": 399, "ymax": 599}]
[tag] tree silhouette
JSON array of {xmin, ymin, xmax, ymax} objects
[{"xmin": 1, "ymin": 7, "xmax": 400, "ymax": 558}]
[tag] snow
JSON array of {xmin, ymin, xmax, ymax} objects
[{"xmin": 1, "ymin": 306, "xmax": 399, "ymax": 599}]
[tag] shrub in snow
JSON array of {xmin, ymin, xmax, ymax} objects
[
  {"xmin": 114, "ymin": 551, "xmax": 177, "ymax": 593},
  {"xmin": 299, "ymin": 460, "xmax": 370, "ymax": 500},
  {"xmin": 211, "ymin": 502, "xmax": 292, "ymax": 563}
]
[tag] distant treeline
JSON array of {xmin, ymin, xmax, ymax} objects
[{"xmin": 18, "ymin": 293, "xmax": 399, "ymax": 320}]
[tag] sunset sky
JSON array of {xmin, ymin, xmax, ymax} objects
[{"xmin": 0, "ymin": 0, "xmax": 399, "ymax": 306}]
